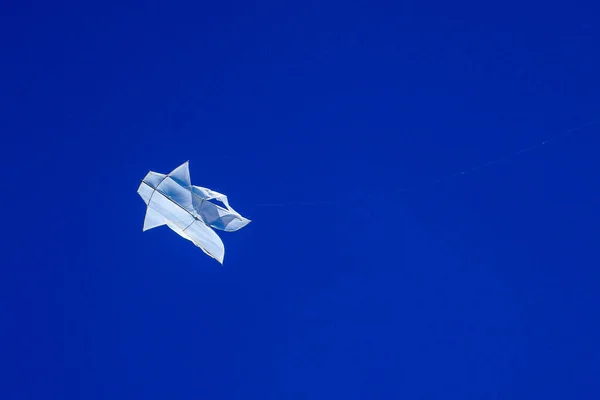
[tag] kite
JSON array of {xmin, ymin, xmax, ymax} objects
[{"xmin": 137, "ymin": 161, "xmax": 250, "ymax": 264}]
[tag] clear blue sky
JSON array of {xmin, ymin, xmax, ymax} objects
[{"xmin": 2, "ymin": 1, "xmax": 599, "ymax": 398}]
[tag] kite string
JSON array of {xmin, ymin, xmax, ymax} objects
[
  {"xmin": 254, "ymin": 199, "xmax": 336, "ymax": 207},
  {"xmin": 254, "ymin": 120, "xmax": 598, "ymax": 207},
  {"xmin": 422, "ymin": 119, "xmax": 598, "ymax": 189}
]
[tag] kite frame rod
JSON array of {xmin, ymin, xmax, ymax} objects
[{"xmin": 140, "ymin": 180, "xmax": 203, "ymax": 224}]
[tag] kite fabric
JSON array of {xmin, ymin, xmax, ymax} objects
[{"xmin": 137, "ymin": 161, "xmax": 250, "ymax": 264}]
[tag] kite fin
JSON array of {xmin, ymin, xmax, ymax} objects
[
  {"xmin": 168, "ymin": 161, "xmax": 191, "ymax": 188},
  {"xmin": 142, "ymin": 206, "xmax": 167, "ymax": 231}
]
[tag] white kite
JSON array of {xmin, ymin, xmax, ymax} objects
[{"xmin": 137, "ymin": 161, "xmax": 250, "ymax": 264}]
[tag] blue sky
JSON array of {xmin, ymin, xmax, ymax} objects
[{"xmin": 2, "ymin": 1, "xmax": 599, "ymax": 398}]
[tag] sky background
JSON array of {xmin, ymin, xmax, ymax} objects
[{"xmin": 1, "ymin": 0, "xmax": 599, "ymax": 398}]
